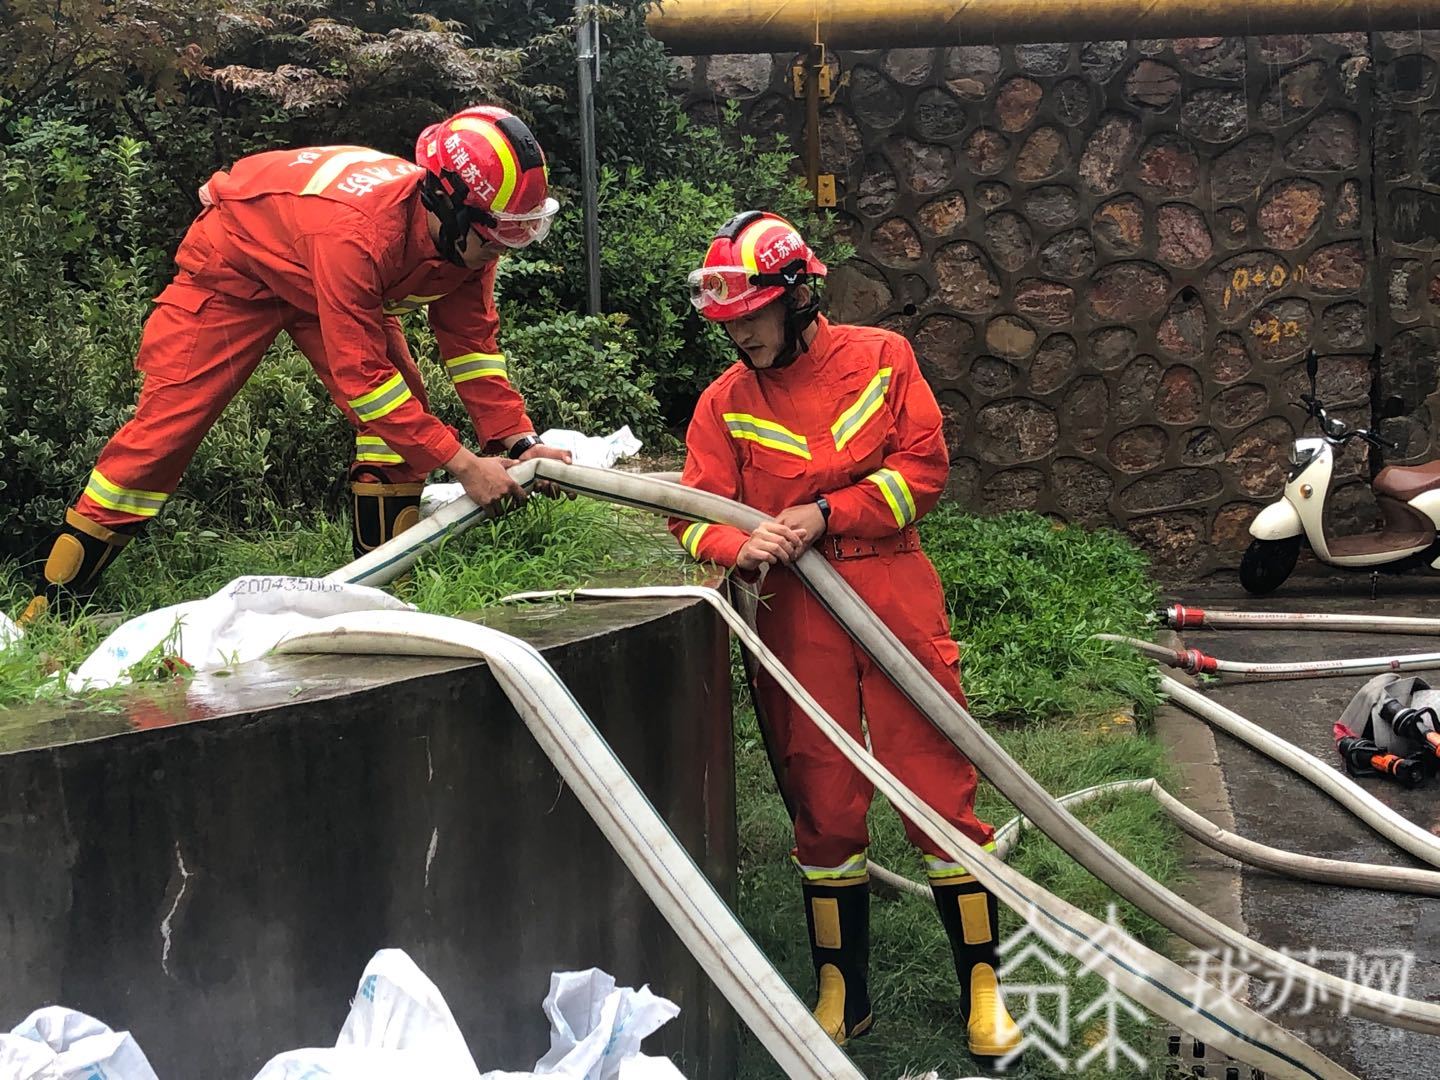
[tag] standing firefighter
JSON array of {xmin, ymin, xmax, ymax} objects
[
  {"xmin": 23, "ymin": 106, "xmax": 571, "ymax": 621},
  {"xmin": 670, "ymin": 211, "xmax": 1022, "ymax": 1063}
]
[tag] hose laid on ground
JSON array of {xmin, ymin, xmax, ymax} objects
[
  {"xmin": 328, "ymin": 462, "xmax": 1440, "ymax": 1037},
  {"xmin": 491, "ymin": 586, "xmax": 1353, "ymax": 1079},
  {"xmin": 993, "ymin": 777, "xmax": 1440, "ymax": 898},
  {"xmin": 275, "ymin": 610, "xmax": 863, "ymax": 1080},
  {"xmin": 1161, "ymin": 675, "xmax": 1440, "ymax": 872},
  {"xmin": 1150, "ymin": 780, "xmax": 1440, "ymax": 897},
  {"xmin": 1098, "ymin": 633, "xmax": 1440, "ymax": 680},
  {"xmin": 1164, "ymin": 603, "xmax": 1440, "ymax": 636}
]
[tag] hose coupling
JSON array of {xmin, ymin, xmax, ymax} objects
[
  {"xmin": 1162, "ymin": 604, "xmax": 1207, "ymax": 630},
  {"xmin": 1178, "ymin": 648, "xmax": 1218, "ymax": 675}
]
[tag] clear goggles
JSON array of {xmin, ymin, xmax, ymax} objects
[
  {"xmin": 686, "ymin": 265, "xmax": 764, "ymax": 312},
  {"xmin": 476, "ymin": 196, "xmax": 560, "ymax": 249}
]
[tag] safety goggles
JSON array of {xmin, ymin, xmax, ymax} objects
[
  {"xmin": 686, "ymin": 266, "xmax": 763, "ymax": 312},
  {"xmin": 476, "ymin": 196, "xmax": 560, "ymax": 249}
]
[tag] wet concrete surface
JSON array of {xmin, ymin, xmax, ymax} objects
[
  {"xmin": 0, "ymin": 596, "xmax": 736, "ymax": 1078},
  {"xmin": 0, "ymin": 596, "xmax": 695, "ymax": 755},
  {"xmin": 1165, "ymin": 578, "xmax": 1440, "ymax": 1079}
]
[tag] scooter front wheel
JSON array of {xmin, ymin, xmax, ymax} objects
[{"xmin": 1239, "ymin": 537, "xmax": 1301, "ymax": 595}]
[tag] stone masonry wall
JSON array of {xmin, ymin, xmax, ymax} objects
[{"xmin": 676, "ymin": 32, "xmax": 1440, "ymax": 576}]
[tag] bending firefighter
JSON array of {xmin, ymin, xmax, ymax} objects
[
  {"xmin": 24, "ymin": 106, "xmax": 570, "ymax": 620},
  {"xmin": 669, "ymin": 212, "xmax": 1022, "ymax": 1064}
]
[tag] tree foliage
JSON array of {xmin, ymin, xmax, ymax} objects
[{"xmin": 0, "ymin": 0, "xmax": 847, "ymax": 558}]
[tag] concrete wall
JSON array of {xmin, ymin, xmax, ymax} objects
[
  {"xmin": 677, "ymin": 31, "xmax": 1440, "ymax": 576},
  {"xmin": 0, "ymin": 597, "xmax": 735, "ymax": 1078}
]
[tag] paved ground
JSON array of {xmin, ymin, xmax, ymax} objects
[{"xmin": 1160, "ymin": 576, "xmax": 1440, "ymax": 1079}]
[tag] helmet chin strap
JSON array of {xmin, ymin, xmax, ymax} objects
[
  {"xmin": 736, "ymin": 285, "xmax": 822, "ymax": 373},
  {"xmin": 420, "ymin": 172, "xmax": 497, "ymax": 267}
]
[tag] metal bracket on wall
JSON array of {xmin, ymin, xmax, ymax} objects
[
  {"xmin": 793, "ymin": 43, "xmax": 839, "ymax": 209},
  {"xmin": 790, "ymin": 52, "xmax": 837, "ymax": 102},
  {"xmin": 815, "ymin": 175, "xmax": 836, "ymax": 208}
]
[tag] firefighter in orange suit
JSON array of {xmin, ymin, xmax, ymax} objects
[
  {"xmin": 23, "ymin": 106, "xmax": 572, "ymax": 621},
  {"xmin": 669, "ymin": 212, "xmax": 1022, "ymax": 1064}
]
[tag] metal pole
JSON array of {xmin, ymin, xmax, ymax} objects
[
  {"xmin": 804, "ymin": 42, "xmax": 821, "ymax": 202},
  {"xmin": 649, "ymin": 0, "xmax": 1440, "ymax": 54},
  {"xmin": 576, "ymin": 0, "xmax": 602, "ymax": 316}
]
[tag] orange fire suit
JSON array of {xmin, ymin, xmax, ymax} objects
[
  {"xmin": 75, "ymin": 145, "xmax": 534, "ymax": 529},
  {"xmin": 669, "ymin": 317, "xmax": 993, "ymax": 884}
]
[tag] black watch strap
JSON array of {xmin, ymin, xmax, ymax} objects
[
  {"xmin": 815, "ymin": 495, "xmax": 832, "ymax": 522},
  {"xmin": 508, "ymin": 434, "xmax": 541, "ymax": 460}
]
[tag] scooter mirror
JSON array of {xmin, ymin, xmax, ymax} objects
[{"xmin": 1304, "ymin": 349, "xmax": 1318, "ymax": 390}]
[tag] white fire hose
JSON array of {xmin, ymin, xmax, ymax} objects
[
  {"xmin": 283, "ymin": 591, "xmax": 1354, "ymax": 1079},
  {"xmin": 1097, "ymin": 633, "xmax": 1440, "ymax": 680},
  {"xmin": 322, "ymin": 462, "xmax": 1440, "ymax": 1060},
  {"xmin": 1163, "ymin": 603, "xmax": 1440, "ymax": 636}
]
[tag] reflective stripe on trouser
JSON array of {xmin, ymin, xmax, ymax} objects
[
  {"xmin": 751, "ymin": 549, "xmax": 993, "ymax": 871},
  {"xmin": 75, "ymin": 276, "xmax": 288, "ymax": 529},
  {"xmin": 793, "ymin": 850, "xmax": 868, "ymax": 883},
  {"xmin": 924, "ymin": 843, "xmax": 998, "ymax": 882}
]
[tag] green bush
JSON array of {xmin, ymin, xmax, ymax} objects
[
  {"xmin": 0, "ymin": 124, "xmax": 160, "ymax": 555},
  {"xmin": 0, "ymin": 118, "xmax": 357, "ymax": 556},
  {"xmin": 409, "ymin": 309, "xmax": 664, "ymax": 442}
]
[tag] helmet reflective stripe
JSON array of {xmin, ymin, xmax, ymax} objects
[
  {"xmin": 448, "ymin": 117, "xmax": 519, "ymax": 211},
  {"xmin": 739, "ymin": 218, "xmax": 795, "ymax": 275}
]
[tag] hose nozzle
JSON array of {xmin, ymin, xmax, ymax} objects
[{"xmin": 1335, "ymin": 723, "xmax": 1427, "ymax": 787}]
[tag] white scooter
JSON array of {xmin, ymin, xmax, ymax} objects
[{"xmin": 1241, "ymin": 351, "xmax": 1440, "ymax": 595}]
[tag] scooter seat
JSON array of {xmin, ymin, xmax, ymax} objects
[{"xmin": 1374, "ymin": 461, "xmax": 1440, "ymax": 501}]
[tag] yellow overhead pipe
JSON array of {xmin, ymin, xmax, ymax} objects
[{"xmin": 648, "ymin": 0, "xmax": 1440, "ymax": 55}]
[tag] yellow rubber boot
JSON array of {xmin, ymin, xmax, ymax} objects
[
  {"xmin": 802, "ymin": 877, "xmax": 873, "ymax": 1045},
  {"xmin": 966, "ymin": 961, "xmax": 1023, "ymax": 1060},
  {"xmin": 932, "ymin": 874, "xmax": 1023, "ymax": 1068},
  {"xmin": 350, "ymin": 470, "xmax": 425, "ymax": 560},
  {"xmin": 20, "ymin": 509, "xmax": 134, "ymax": 624}
]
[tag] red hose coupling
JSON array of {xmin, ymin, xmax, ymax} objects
[
  {"xmin": 1165, "ymin": 604, "xmax": 1207, "ymax": 629},
  {"xmin": 1178, "ymin": 648, "xmax": 1218, "ymax": 675}
]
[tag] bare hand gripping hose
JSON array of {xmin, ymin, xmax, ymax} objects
[
  {"xmin": 275, "ymin": 610, "xmax": 863, "ymax": 1080},
  {"xmin": 328, "ymin": 462, "xmax": 1440, "ymax": 1037},
  {"xmin": 423, "ymin": 588, "xmax": 1356, "ymax": 1080}
]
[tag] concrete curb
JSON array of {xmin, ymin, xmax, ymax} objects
[{"xmin": 1152, "ymin": 631, "xmax": 1248, "ymax": 954}]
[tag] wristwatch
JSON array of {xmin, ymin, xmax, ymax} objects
[
  {"xmin": 507, "ymin": 434, "xmax": 542, "ymax": 460},
  {"xmin": 815, "ymin": 495, "xmax": 832, "ymax": 522}
]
